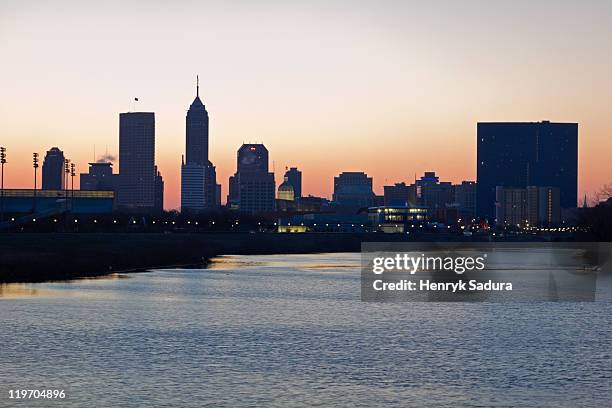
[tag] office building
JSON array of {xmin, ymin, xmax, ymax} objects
[
  {"xmin": 416, "ymin": 171, "xmax": 439, "ymax": 190},
  {"xmin": 181, "ymin": 159, "xmax": 217, "ymax": 213},
  {"xmin": 80, "ymin": 162, "xmax": 118, "ymax": 191},
  {"xmin": 215, "ymin": 184, "xmax": 221, "ymax": 207},
  {"xmin": 495, "ymin": 187, "xmax": 528, "ymax": 227},
  {"xmin": 284, "ymin": 167, "xmax": 302, "ymax": 199},
  {"xmin": 231, "ymin": 173, "xmax": 275, "ymax": 213},
  {"xmin": 181, "ymin": 162, "xmax": 206, "ymax": 211},
  {"xmin": 185, "ymin": 77, "xmax": 209, "ymax": 166},
  {"xmin": 477, "ymin": 121, "xmax": 578, "ymax": 220},
  {"xmin": 181, "ymin": 77, "xmax": 218, "ymax": 212},
  {"xmin": 332, "ymin": 172, "xmax": 375, "ymax": 207},
  {"xmin": 415, "ymin": 172, "xmax": 453, "ymax": 210},
  {"xmin": 237, "ymin": 143, "xmax": 269, "ymax": 174},
  {"xmin": 453, "ymin": 181, "xmax": 477, "ymax": 220},
  {"xmin": 41, "ymin": 147, "xmax": 65, "ymax": 190},
  {"xmin": 227, "ymin": 144, "xmax": 275, "ymax": 213},
  {"xmin": 527, "ymin": 186, "xmax": 561, "ymax": 227},
  {"xmin": 384, "ymin": 182, "xmax": 417, "ymax": 207},
  {"xmin": 495, "ymin": 185, "xmax": 561, "ymax": 228},
  {"xmin": 117, "ymin": 112, "xmax": 157, "ymax": 212}
]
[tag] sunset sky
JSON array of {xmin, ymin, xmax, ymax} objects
[{"xmin": 1, "ymin": 0, "xmax": 611, "ymax": 209}]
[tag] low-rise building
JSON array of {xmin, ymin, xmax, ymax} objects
[
  {"xmin": 0, "ymin": 189, "xmax": 114, "ymax": 214},
  {"xmin": 383, "ymin": 182, "xmax": 417, "ymax": 207},
  {"xmin": 80, "ymin": 162, "xmax": 118, "ymax": 191},
  {"xmin": 333, "ymin": 172, "xmax": 375, "ymax": 208},
  {"xmin": 367, "ymin": 206, "xmax": 428, "ymax": 233}
]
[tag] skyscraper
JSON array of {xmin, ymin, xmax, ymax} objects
[
  {"xmin": 186, "ymin": 76, "xmax": 209, "ymax": 166},
  {"xmin": 41, "ymin": 147, "xmax": 65, "ymax": 190},
  {"xmin": 154, "ymin": 165, "xmax": 164, "ymax": 214},
  {"xmin": 227, "ymin": 144, "xmax": 275, "ymax": 213},
  {"xmin": 284, "ymin": 167, "xmax": 302, "ymax": 199},
  {"xmin": 237, "ymin": 143, "xmax": 269, "ymax": 174},
  {"xmin": 117, "ymin": 112, "xmax": 157, "ymax": 211},
  {"xmin": 181, "ymin": 76, "xmax": 218, "ymax": 212},
  {"xmin": 477, "ymin": 121, "xmax": 578, "ymax": 221}
]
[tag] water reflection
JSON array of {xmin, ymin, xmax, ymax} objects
[
  {"xmin": 0, "ymin": 273, "xmax": 128, "ymax": 298},
  {"xmin": 0, "ymin": 283, "xmax": 48, "ymax": 299},
  {"xmin": 207, "ymin": 255, "xmax": 269, "ymax": 270}
]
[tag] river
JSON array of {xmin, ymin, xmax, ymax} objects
[{"xmin": 1, "ymin": 253, "xmax": 611, "ymax": 407}]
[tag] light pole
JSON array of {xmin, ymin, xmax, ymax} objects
[
  {"xmin": 64, "ymin": 159, "xmax": 70, "ymax": 211},
  {"xmin": 0, "ymin": 147, "xmax": 6, "ymax": 222},
  {"xmin": 32, "ymin": 152, "xmax": 39, "ymax": 213},
  {"xmin": 70, "ymin": 162, "xmax": 75, "ymax": 213}
]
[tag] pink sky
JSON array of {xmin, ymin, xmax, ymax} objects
[{"xmin": 1, "ymin": 1, "xmax": 611, "ymax": 208}]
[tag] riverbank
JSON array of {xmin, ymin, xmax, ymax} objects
[
  {"xmin": 0, "ymin": 231, "xmax": 556, "ymax": 283},
  {"xmin": 0, "ymin": 232, "xmax": 417, "ymax": 283}
]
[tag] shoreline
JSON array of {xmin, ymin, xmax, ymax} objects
[
  {"xmin": 0, "ymin": 232, "xmax": 410, "ymax": 283},
  {"xmin": 0, "ymin": 232, "xmax": 554, "ymax": 284}
]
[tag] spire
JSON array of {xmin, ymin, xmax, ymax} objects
[
  {"xmin": 583, "ymin": 194, "xmax": 588, "ymax": 208},
  {"xmin": 188, "ymin": 75, "xmax": 205, "ymax": 110}
]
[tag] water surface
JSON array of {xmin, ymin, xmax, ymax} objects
[{"xmin": 1, "ymin": 253, "xmax": 611, "ymax": 407}]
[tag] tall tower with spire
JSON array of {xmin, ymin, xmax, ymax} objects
[
  {"xmin": 186, "ymin": 75, "xmax": 209, "ymax": 165},
  {"xmin": 181, "ymin": 76, "xmax": 220, "ymax": 212}
]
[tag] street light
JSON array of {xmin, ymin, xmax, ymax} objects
[
  {"xmin": 70, "ymin": 162, "xmax": 75, "ymax": 211},
  {"xmin": 0, "ymin": 146, "xmax": 6, "ymax": 222},
  {"xmin": 64, "ymin": 159, "xmax": 70, "ymax": 211},
  {"xmin": 32, "ymin": 152, "xmax": 39, "ymax": 213}
]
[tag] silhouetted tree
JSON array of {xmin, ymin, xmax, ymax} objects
[{"xmin": 581, "ymin": 183, "xmax": 612, "ymax": 240}]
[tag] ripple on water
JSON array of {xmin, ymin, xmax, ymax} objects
[{"xmin": 0, "ymin": 253, "xmax": 611, "ymax": 407}]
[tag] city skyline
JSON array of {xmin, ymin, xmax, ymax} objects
[{"xmin": 2, "ymin": 1, "xmax": 612, "ymax": 209}]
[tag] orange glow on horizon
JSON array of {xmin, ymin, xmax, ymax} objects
[{"xmin": 1, "ymin": 1, "xmax": 610, "ymax": 208}]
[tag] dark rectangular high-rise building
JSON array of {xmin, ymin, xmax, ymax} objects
[
  {"xmin": 41, "ymin": 147, "xmax": 65, "ymax": 190},
  {"xmin": 117, "ymin": 112, "xmax": 156, "ymax": 211},
  {"xmin": 227, "ymin": 144, "xmax": 275, "ymax": 213},
  {"xmin": 476, "ymin": 121, "xmax": 577, "ymax": 221},
  {"xmin": 154, "ymin": 165, "xmax": 164, "ymax": 214},
  {"xmin": 284, "ymin": 167, "xmax": 302, "ymax": 199}
]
